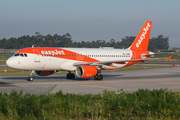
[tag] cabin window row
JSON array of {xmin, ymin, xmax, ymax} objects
[{"xmin": 42, "ymin": 54, "xmax": 130, "ymax": 57}]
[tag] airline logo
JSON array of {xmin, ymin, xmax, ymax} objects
[
  {"xmin": 41, "ymin": 50, "xmax": 65, "ymax": 55},
  {"xmin": 136, "ymin": 22, "xmax": 151, "ymax": 48}
]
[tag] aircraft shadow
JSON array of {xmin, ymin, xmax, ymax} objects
[
  {"xmin": 0, "ymin": 81, "xmax": 16, "ymax": 87},
  {"xmin": 1, "ymin": 74, "xmax": 122, "ymax": 81}
]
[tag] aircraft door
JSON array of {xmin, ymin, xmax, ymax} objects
[{"xmin": 33, "ymin": 49, "xmax": 40, "ymax": 62}]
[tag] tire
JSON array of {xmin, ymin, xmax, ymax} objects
[
  {"xmin": 27, "ymin": 77, "xmax": 34, "ymax": 81},
  {"xmin": 97, "ymin": 74, "xmax": 103, "ymax": 80},
  {"xmin": 70, "ymin": 73, "xmax": 75, "ymax": 79},
  {"xmin": 66, "ymin": 73, "xmax": 71, "ymax": 79},
  {"xmin": 94, "ymin": 76, "xmax": 98, "ymax": 80}
]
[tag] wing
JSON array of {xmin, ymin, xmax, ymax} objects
[{"xmin": 73, "ymin": 55, "xmax": 172, "ymax": 66}]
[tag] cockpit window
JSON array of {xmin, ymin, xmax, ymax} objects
[
  {"xmin": 20, "ymin": 53, "xmax": 24, "ymax": 57},
  {"xmin": 14, "ymin": 53, "xmax": 28, "ymax": 57},
  {"xmin": 14, "ymin": 53, "xmax": 20, "ymax": 56}
]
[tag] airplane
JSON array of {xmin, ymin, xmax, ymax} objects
[{"xmin": 6, "ymin": 21, "xmax": 172, "ymax": 81}]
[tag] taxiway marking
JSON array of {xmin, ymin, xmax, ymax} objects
[
  {"xmin": 0, "ymin": 85, "xmax": 54, "ymax": 88},
  {"xmin": 157, "ymin": 82, "xmax": 180, "ymax": 85},
  {"xmin": 80, "ymin": 85, "xmax": 115, "ymax": 89}
]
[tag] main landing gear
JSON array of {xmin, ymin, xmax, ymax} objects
[
  {"xmin": 66, "ymin": 72, "xmax": 75, "ymax": 79},
  {"xmin": 94, "ymin": 66, "xmax": 103, "ymax": 80},
  {"xmin": 27, "ymin": 70, "xmax": 34, "ymax": 81},
  {"xmin": 94, "ymin": 74, "xmax": 103, "ymax": 80}
]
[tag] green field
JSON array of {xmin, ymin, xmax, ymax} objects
[
  {"xmin": 154, "ymin": 54, "xmax": 180, "ymax": 59},
  {"xmin": 0, "ymin": 89, "xmax": 179, "ymax": 119},
  {"xmin": 0, "ymin": 53, "xmax": 13, "ymax": 63},
  {"xmin": 149, "ymin": 53, "xmax": 180, "ymax": 62}
]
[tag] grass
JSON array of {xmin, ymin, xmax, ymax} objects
[
  {"xmin": 0, "ymin": 53, "xmax": 13, "ymax": 63},
  {"xmin": 0, "ymin": 89, "xmax": 179, "ymax": 119},
  {"xmin": 149, "ymin": 53, "xmax": 180, "ymax": 62},
  {"xmin": 154, "ymin": 54, "xmax": 180, "ymax": 59},
  {"xmin": 116, "ymin": 65, "xmax": 170, "ymax": 71},
  {"xmin": 0, "ymin": 65, "xmax": 171, "ymax": 76}
]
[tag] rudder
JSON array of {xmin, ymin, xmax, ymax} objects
[{"xmin": 129, "ymin": 21, "xmax": 152, "ymax": 51}]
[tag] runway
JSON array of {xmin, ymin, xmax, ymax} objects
[{"xmin": 0, "ymin": 66, "xmax": 180, "ymax": 95}]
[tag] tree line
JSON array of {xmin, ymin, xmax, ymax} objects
[{"xmin": 0, "ymin": 32, "xmax": 169, "ymax": 51}]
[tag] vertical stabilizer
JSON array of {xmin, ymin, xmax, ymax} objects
[{"xmin": 129, "ymin": 21, "xmax": 152, "ymax": 51}]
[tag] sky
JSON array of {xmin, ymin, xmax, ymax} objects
[{"xmin": 0, "ymin": 0, "xmax": 180, "ymax": 47}]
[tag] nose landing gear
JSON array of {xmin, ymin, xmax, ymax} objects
[{"xmin": 27, "ymin": 70, "xmax": 34, "ymax": 81}]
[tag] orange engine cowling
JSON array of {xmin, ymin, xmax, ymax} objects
[
  {"xmin": 35, "ymin": 71, "xmax": 55, "ymax": 76},
  {"xmin": 76, "ymin": 65, "xmax": 97, "ymax": 78}
]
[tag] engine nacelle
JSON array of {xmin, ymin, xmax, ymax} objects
[
  {"xmin": 35, "ymin": 71, "xmax": 55, "ymax": 76},
  {"xmin": 76, "ymin": 65, "xmax": 97, "ymax": 78}
]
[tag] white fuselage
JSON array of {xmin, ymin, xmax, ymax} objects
[{"xmin": 6, "ymin": 48, "xmax": 132, "ymax": 71}]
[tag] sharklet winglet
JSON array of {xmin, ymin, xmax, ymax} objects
[{"xmin": 168, "ymin": 55, "xmax": 172, "ymax": 62}]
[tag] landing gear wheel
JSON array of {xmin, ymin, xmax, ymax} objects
[
  {"xmin": 66, "ymin": 73, "xmax": 71, "ymax": 79},
  {"xmin": 97, "ymin": 74, "xmax": 103, "ymax": 80},
  {"xmin": 27, "ymin": 70, "xmax": 34, "ymax": 81},
  {"xmin": 27, "ymin": 77, "xmax": 34, "ymax": 81},
  {"xmin": 66, "ymin": 73, "xmax": 75, "ymax": 79},
  {"xmin": 94, "ymin": 74, "xmax": 103, "ymax": 80},
  {"xmin": 70, "ymin": 73, "xmax": 75, "ymax": 79},
  {"xmin": 94, "ymin": 76, "xmax": 98, "ymax": 80}
]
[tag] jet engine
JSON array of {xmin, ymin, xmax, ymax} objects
[
  {"xmin": 35, "ymin": 71, "xmax": 55, "ymax": 76},
  {"xmin": 76, "ymin": 65, "xmax": 97, "ymax": 78}
]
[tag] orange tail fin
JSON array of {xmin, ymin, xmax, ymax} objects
[{"xmin": 129, "ymin": 21, "xmax": 152, "ymax": 51}]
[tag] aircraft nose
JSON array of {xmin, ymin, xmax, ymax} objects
[{"xmin": 6, "ymin": 57, "xmax": 14, "ymax": 68}]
